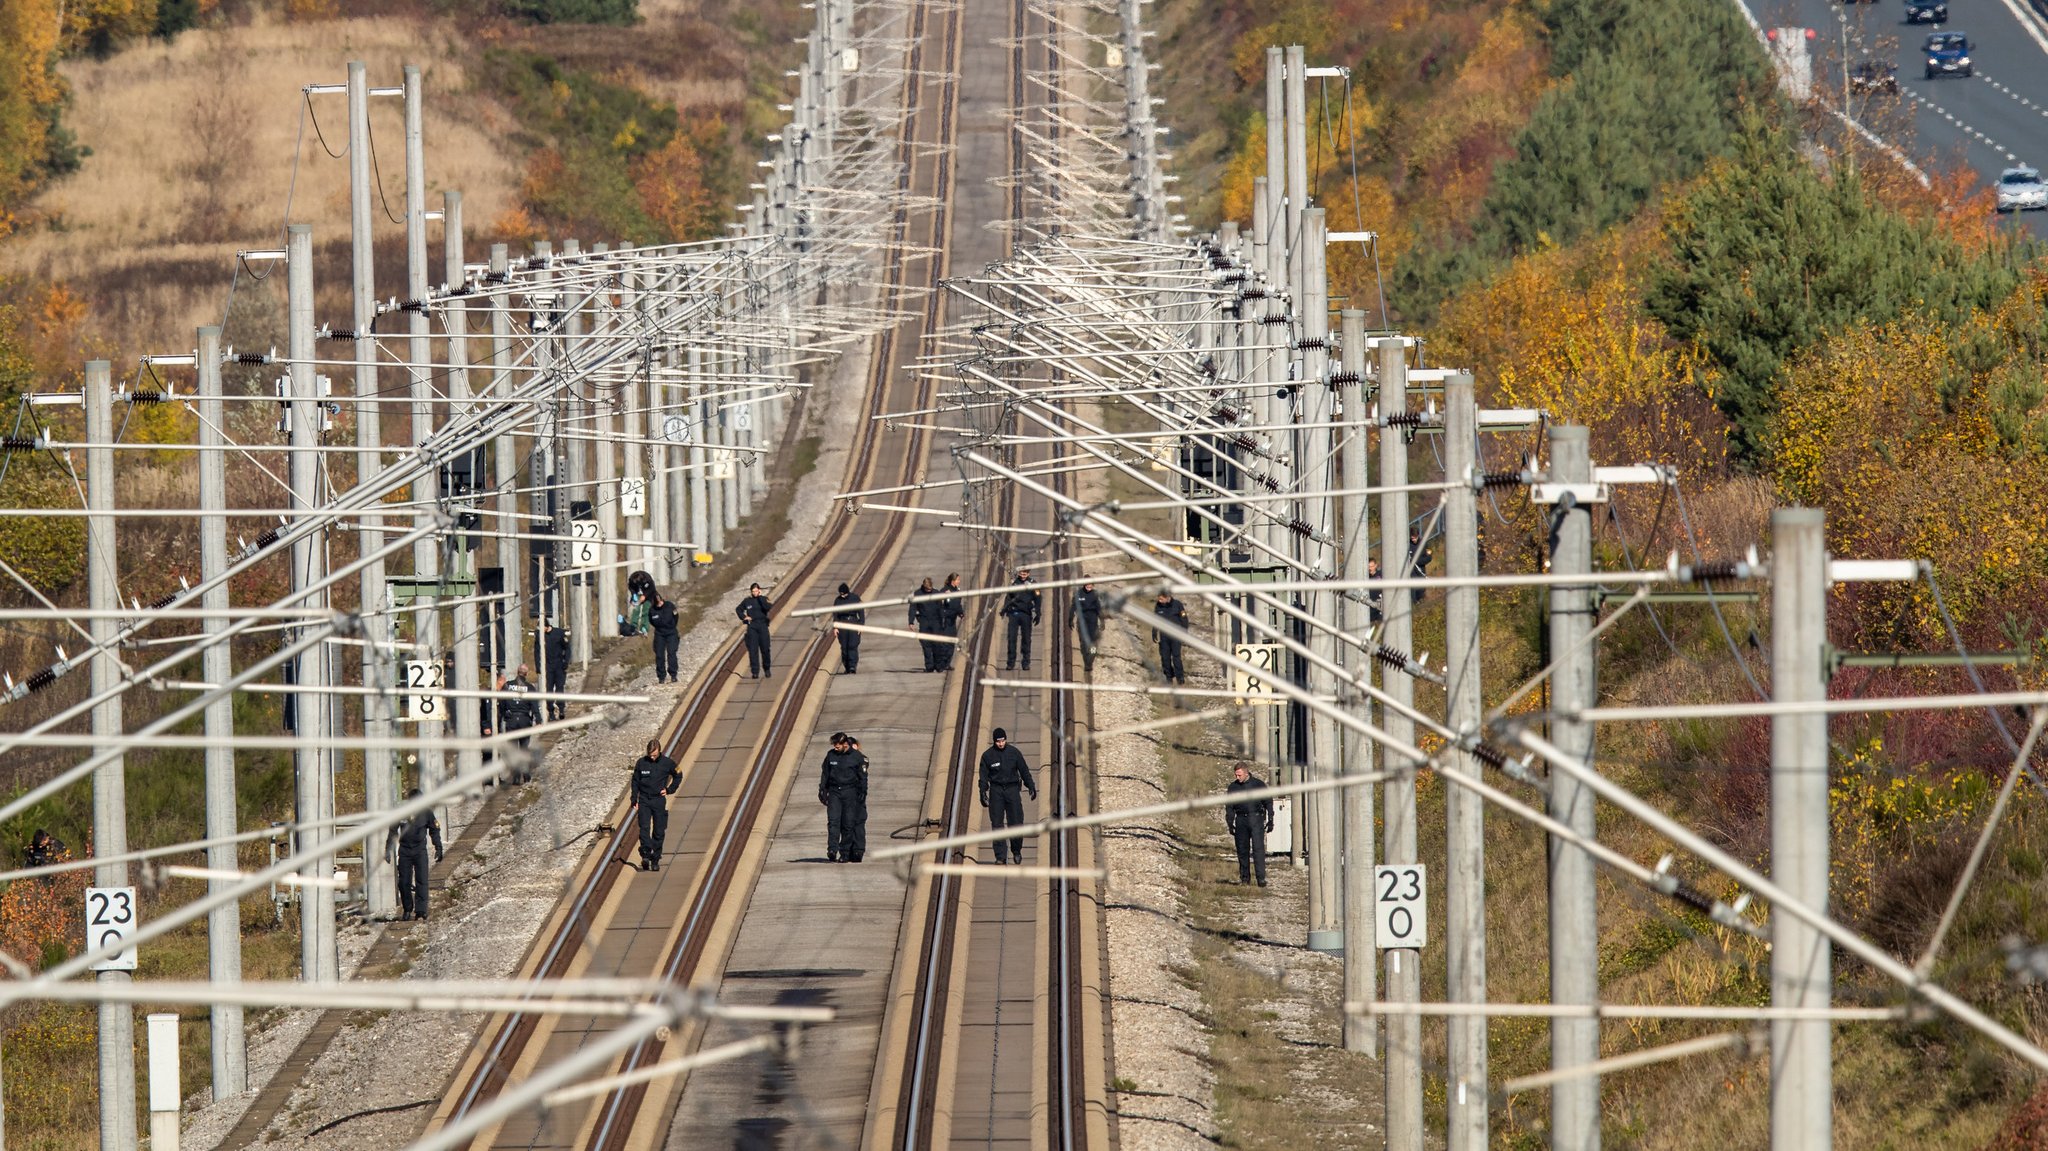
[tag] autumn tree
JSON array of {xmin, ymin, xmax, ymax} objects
[
  {"xmin": 1772, "ymin": 285, "xmax": 2048, "ymax": 644},
  {"xmin": 1649, "ymin": 118, "xmax": 2027, "ymax": 461},
  {"xmin": 0, "ymin": 0, "xmax": 83, "ymax": 229},
  {"xmin": 1433, "ymin": 220, "xmax": 1729, "ymax": 479}
]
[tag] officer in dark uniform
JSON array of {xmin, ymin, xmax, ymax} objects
[
  {"xmin": 1153, "ymin": 591, "xmax": 1190, "ymax": 684},
  {"xmin": 632, "ymin": 738, "xmax": 682, "ymax": 871},
  {"xmin": 23, "ymin": 829, "xmax": 64, "ymax": 871},
  {"xmin": 541, "ymin": 618, "xmax": 571, "ymax": 720},
  {"xmin": 936, "ymin": 572, "xmax": 964, "ymax": 671},
  {"xmin": 1366, "ymin": 557, "xmax": 1384, "ymax": 624},
  {"xmin": 648, "ymin": 590, "xmax": 681, "ymax": 683},
  {"xmin": 386, "ymin": 790, "xmax": 444, "ymax": 919},
  {"xmin": 977, "ymin": 727, "xmax": 1037, "ymax": 865},
  {"xmin": 1408, "ymin": 528, "xmax": 1435, "ymax": 605},
  {"xmin": 818, "ymin": 732, "xmax": 870, "ymax": 862},
  {"xmin": 626, "ymin": 570, "xmax": 655, "ymax": 606},
  {"xmin": 1001, "ymin": 569, "xmax": 1042, "ymax": 671},
  {"xmin": 736, "ymin": 583, "xmax": 773, "ymax": 677},
  {"xmin": 495, "ymin": 664, "xmax": 540, "ymax": 783},
  {"xmin": 909, "ymin": 577, "xmax": 945, "ymax": 672},
  {"xmin": 832, "ymin": 583, "xmax": 866, "ymax": 673},
  {"xmin": 1072, "ymin": 580, "xmax": 1104, "ymax": 673},
  {"xmin": 1224, "ymin": 763, "xmax": 1274, "ymax": 886}
]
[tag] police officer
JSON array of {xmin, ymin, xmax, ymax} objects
[
  {"xmin": 648, "ymin": 590, "xmax": 681, "ymax": 684},
  {"xmin": 23, "ymin": 829, "xmax": 64, "ymax": 870},
  {"xmin": 909, "ymin": 577, "xmax": 946, "ymax": 672},
  {"xmin": 1408, "ymin": 528, "xmax": 1435, "ymax": 605},
  {"xmin": 1072, "ymin": 580, "xmax": 1104, "ymax": 673},
  {"xmin": 936, "ymin": 572, "xmax": 964, "ymax": 671},
  {"xmin": 386, "ymin": 790, "xmax": 445, "ymax": 919},
  {"xmin": 977, "ymin": 727, "xmax": 1037, "ymax": 865},
  {"xmin": 632, "ymin": 738, "xmax": 682, "ymax": 872},
  {"xmin": 1001, "ymin": 568, "xmax": 1042, "ymax": 671},
  {"xmin": 1366, "ymin": 557, "xmax": 1384, "ymax": 624},
  {"xmin": 818, "ymin": 731, "xmax": 870, "ymax": 862},
  {"xmin": 736, "ymin": 582, "xmax": 774, "ymax": 678},
  {"xmin": 494, "ymin": 664, "xmax": 540, "ymax": 783},
  {"xmin": 1153, "ymin": 591, "xmax": 1190, "ymax": 684},
  {"xmin": 1224, "ymin": 763, "xmax": 1274, "ymax": 886},
  {"xmin": 540, "ymin": 618, "xmax": 571, "ymax": 720},
  {"xmin": 832, "ymin": 583, "xmax": 866, "ymax": 673}
]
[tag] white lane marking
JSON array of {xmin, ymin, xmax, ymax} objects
[
  {"xmin": 1972, "ymin": 71, "xmax": 2048, "ymax": 121},
  {"xmin": 1912, "ymin": 87, "xmax": 2030, "ymax": 166},
  {"xmin": 1991, "ymin": 0, "xmax": 2048, "ymax": 56}
]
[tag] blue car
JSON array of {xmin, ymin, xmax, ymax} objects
[
  {"xmin": 1925, "ymin": 32, "xmax": 1973, "ymax": 77},
  {"xmin": 1905, "ymin": 0, "xmax": 1948, "ymax": 21}
]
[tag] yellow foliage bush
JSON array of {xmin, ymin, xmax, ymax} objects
[
  {"xmin": 1773, "ymin": 280, "xmax": 2048, "ymax": 640},
  {"xmin": 1432, "ymin": 222, "xmax": 1731, "ymax": 478}
]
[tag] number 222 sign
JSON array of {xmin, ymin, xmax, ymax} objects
[{"xmin": 86, "ymin": 886, "xmax": 139, "ymax": 971}]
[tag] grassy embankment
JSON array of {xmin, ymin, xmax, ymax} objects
[{"xmin": 1151, "ymin": 0, "xmax": 2048, "ymax": 1145}]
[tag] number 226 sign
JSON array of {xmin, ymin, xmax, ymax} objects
[{"xmin": 86, "ymin": 886, "xmax": 139, "ymax": 971}]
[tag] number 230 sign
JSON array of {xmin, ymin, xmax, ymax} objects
[
  {"xmin": 1373, "ymin": 865, "xmax": 1427, "ymax": 949},
  {"xmin": 86, "ymin": 886, "xmax": 139, "ymax": 971}
]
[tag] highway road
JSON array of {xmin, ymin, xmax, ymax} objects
[{"xmin": 1763, "ymin": 0, "xmax": 2048, "ymax": 234}]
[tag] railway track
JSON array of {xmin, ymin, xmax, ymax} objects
[
  {"xmin": 429, "ymin": 0, "xmax": 965, "ymax": 1142},
  {"xmin": 887, "ymin": 420, "xmax": 1101, "ymax": 1151},
  {"xmin": 884, "ymin": 0, "xmax": 1109, "ymax": 1145}
]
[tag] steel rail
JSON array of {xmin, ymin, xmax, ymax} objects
[{"xmin": 577, "ymin": 0, "xmax": 968, "ymax": 1142}]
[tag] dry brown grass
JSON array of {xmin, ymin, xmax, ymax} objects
[{"xmin": 1, "ymin": 13, "xmax": 519, "ymax": 355}]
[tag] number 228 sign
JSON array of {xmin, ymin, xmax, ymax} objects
[
  {"xmin": 86, "ymin": 886, "xmax": 139, "ymax": 971},
  {"xmin": 1373, "ymin": 864, "xmax": 1427, "ymax": 949}
]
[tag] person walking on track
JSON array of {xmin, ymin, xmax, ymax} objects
[
  {"xmin": 540, "ymin": 618, "xmax": 571, "ymax": 720},
  {"xmin": 736, "ymin": 582, "xmax": 774, "ymax": 677},
  {"xmin": 909, "ymin": 576, "xmax": 946, "ymax": 672},
  {"xmin": 1073, "ymin": 579, "xmax": 1104, "ymax": 673},
  {"xmin": 1001, "ymin": 568, "xmax": 1042, "ymax": 671},
  {"xmin": 1225, "ymin": 763, "xmax": 1273, "ymax": 886},
  {"xmin": 648, "ymin": 589, "xmax": 681, "ymax": 684},
  {"xmin": 936, "ymin": 572, "xmax": 965, "ymax": 671},
  {"xmin": 832, "ymin": 583, "xmax": 866, "ymax": 673},
  {"xmin": 632, "ymin": 738, "xmax": 682, "ymax": 872},
  {"xmin": 1153, "ymin": 591, "xmax": 1190, "ymax": 684},
  {"xmin": 1408, "ymin": 527, "xmax": 1435, "ymax": 605},
  {"xmin": 818, "ymin": 731, "xmax": 870, "ymax": 862},
  {"xmin": 977, "ymin": 727, "xmax": 1038, "ymax": 865},
  {"xmin": 386, "ymin": 790, "xmax": 444, "ymax": 920},
  {"xmin": 493, "ymin": 664, "xmax": 540, "ymax": 783}
]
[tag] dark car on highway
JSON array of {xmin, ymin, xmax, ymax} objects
[
  {"xmin": 1905, "ymin": 0, "xmax": 1948, "ymax": 22},
  {"xmin": 1924, "ymin": 32, "xmax": 1973, "ymax": 77},
  {"xmin": 1849, "ymin": 60, "xmax": 1900, "ymax": 93}
]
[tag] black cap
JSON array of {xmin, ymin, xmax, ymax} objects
[
  {"xmin": 831, "ymin": 731, "xmax": 849, "ymax": 743},
  {"xmin": 838, "ymin": 582, "xmax": 850, "ymax": 595},
  {"xmin": 992, "ymin": 727, "xmax": 1007, "ymax": 741}
]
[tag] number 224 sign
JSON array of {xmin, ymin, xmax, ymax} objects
[{"xmin": 86, "ymin": 886, "xmax": 139, "ymax": 971}]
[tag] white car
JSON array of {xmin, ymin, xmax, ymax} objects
[{"xmin": 1997, "ymin": 166, "xmax": 2048, "ymax": 213}]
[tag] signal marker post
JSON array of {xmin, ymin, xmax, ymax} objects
[{"xmin": 87, "ymin": 359, "xmax": 138, "ymax": 1151}]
